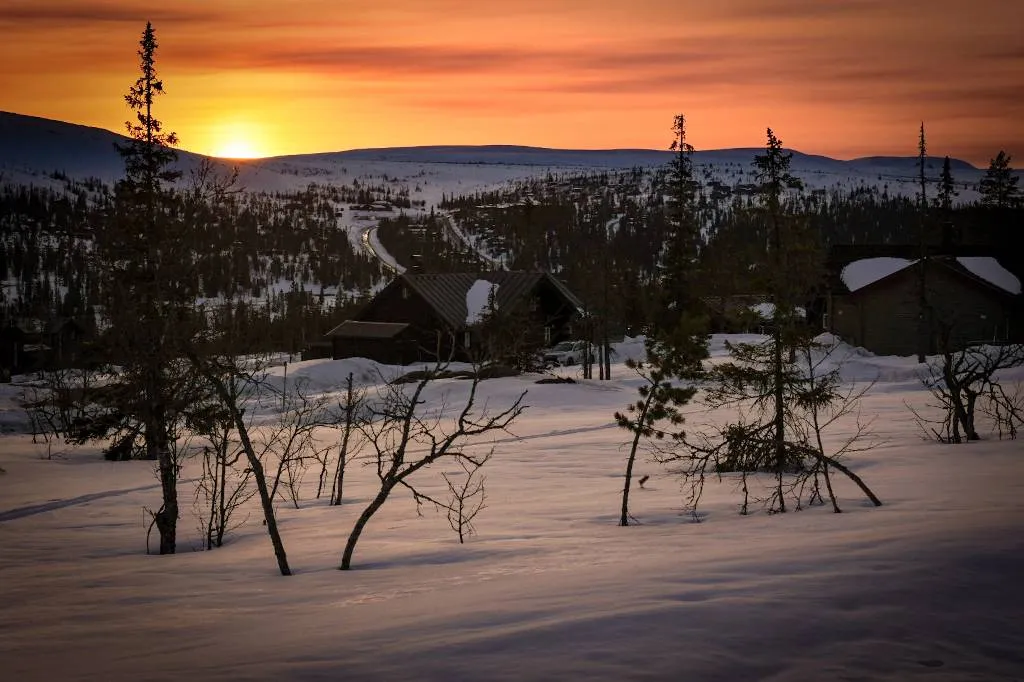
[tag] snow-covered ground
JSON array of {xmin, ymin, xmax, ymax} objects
[{"xmin": 1, "ymin": 336, "xmax": 1022, "ymax": 680}]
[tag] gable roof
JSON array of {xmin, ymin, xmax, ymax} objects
[
  {"xmin": 397, "ymin": 271, "xmax": 583, "ymax": 329},
  {"xmin": 828, "ymin": 245, "xmax": 1024, "ymax": 294}
]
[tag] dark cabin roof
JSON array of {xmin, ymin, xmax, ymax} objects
[
  {"xmin": 398, "ymin": 271, "xmax": 583, "ymax": 329},
  {"xmin": 325, "ymin": 320, "xmax": 410, "ymax": 338}
]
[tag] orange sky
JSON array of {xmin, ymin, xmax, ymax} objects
[{"xmin": 1, "ymin": 0, "xmax": 1022, "ymax": 165}]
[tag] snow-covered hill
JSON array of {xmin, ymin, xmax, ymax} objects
[
  {"xmin": 2, "ymin": 111, "xmax": 1004, "ymax": 200},
  {"xmin": 0, "ymin": 111, "xmax": 216, "ymax": 182}
]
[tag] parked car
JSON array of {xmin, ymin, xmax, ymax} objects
[{"xmin": 543, "ymin": 340, "xmax": 590, "ymax": 366}]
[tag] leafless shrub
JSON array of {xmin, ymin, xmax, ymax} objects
[
  {"xmin": 188, "ymin": 376, "xmax": 256, "ymax": 550},
  {"xmin": 339, "ymin": 359, "xmax": 526, "ymax": 570},
  {"xmin": 441, "ymin": 450, "xmax": 493, "ymax": 544},
  {"xmin": 981, "ymin": 380, "xmax": 1023, "ymax": 440},
  {"xmin": 188, "ymin": 351, "xmax": 292, "ymax": 576},
  {"xmin": 914, "ymin": 343, "xmax": 1024, "ymax": 443},
  {"xmin": 786, "ymin": 341, "xmax": 882, "ymax": 513},
  {"xmin": 194, "ymin": 437, "xmax": 254, "ymax": 550},
  {"xmin": 258, "ymin": 378, "xmax": 330, "ymax": 510},
  {"xmin": 20, "ymin": 367, "xmax": 98, "ymax": 458},
  {"xmin": 325, "ymin": 372, "xmax": 366, "ymax": 505}
]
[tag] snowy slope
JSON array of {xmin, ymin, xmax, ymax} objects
[{"xmin": 0, "ymin": 111, "xmax": 217, "ymax": 182}]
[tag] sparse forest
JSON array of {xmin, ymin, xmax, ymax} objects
[{"xmin": 4, "ymin": 126, "xmax": 1021, "ymax": 356}]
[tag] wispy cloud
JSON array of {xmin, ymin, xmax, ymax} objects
[{"xmin": 0, "ymin": 0, "xmax": 223, "ymax": 25}]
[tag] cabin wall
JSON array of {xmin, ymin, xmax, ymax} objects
[{"xmin": 833, "ymin": 265, "xmax": 1015, "ymax": 356}]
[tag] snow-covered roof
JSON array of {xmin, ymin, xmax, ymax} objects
[
  {"xmin": 749, "ymin": 303, "xmax": 806, "ymax": 319},
  {"xmin": 465, "ymin": 280, "xmax": 498, "ymax": 325},
  {"xmin": 399, "ymin": 272, "xmax": 583, "ymax": 330},
  {"xmin": 840, "ymin": 257, "xmax": 1021, "ymax": 295},
  {"xmin": 956, "ymin": 257, "xmax": 1021, "ymax": 295},
  {"xmin": 840, "ymin": 258, "xmax": 911, "ymax": 293}
]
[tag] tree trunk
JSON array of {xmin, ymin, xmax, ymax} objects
[
  {"xmin": 814, "ymin": 452, "xmax": 882, "ymax": 507},
  {"xmin": 332, "ymin": 375, "xmax": 356, "ymax": 506},
  {"xmin": 216, "ymin": 440, "xmax": 227, "ymax": 546},
  {"xmin": 963, "ymin": 390, "xmax": 980, "ymax": 441},
  {"xmin": 232, "ymin": 409, "xmax": 292, "ymax": 576},
  {"xmin": 604, "ymin": 337, "xmax": 612, "ymax": 382},
  {"xmin": 332, "ymin": 439, "xmax": 347, "ymax": 506},
  {"xmin": 341, "ymin": 483, "xmax": 394, "ymax": 570},
  {"xmin": 770, "ymin": 204, "xmax": 787, "ymax": 513},
  {"xmin": 773, "ymin": 331, "xmax": 786, "ymax": 512},
  {"xmin": 620, "ymin": 399, "xmax": 651, "ymax": 526},
  {"xmin": 148, "ymin": 416, "xmax": 177, "ymax": 555},
  {"xmin": 194, "ymin": 359, "xmax": 292, "ymax": 575},
  {"xmin": 822, "ymin": 462, "xmax": 841, "ymax": 513}
]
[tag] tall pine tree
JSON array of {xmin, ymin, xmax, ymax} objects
[
  {"xmin": 614, "ymin": 114, "xmax": 708, "ymax": 525},
  {"xmin": 705, "ymin": 128, "xmax": 823, "ymax": 513},
  {"xmin": 937, "ymin": 156, "xmax": 957, "ymax": 213},
  {"xmin": 92, "ymin": 23, "xmax": 200, "ymax": 554},
  {"xmin": 658, "ymin": 114, "xmax": 703, "ymax": 332},
  {"xmin": 915, "ymin": 123, "xmax": 930, "ymax": 362}
]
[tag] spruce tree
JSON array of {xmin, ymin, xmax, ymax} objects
[
  {"xmin": 915, "ymin": 124, "xmax": 930, "ymax": 362},
  {"xmin": 706, "ymin": 128, "xmax": 821, "ymax": 513},
  {"xmin": 917, "ymin": 122, "xmax": 928, "ymax": 208},
  {"xmin": 979, "ymin": 151, "xmax": 1020, "ymax": 209},
  {"xmin": 658, "ymin": 114, "xmax": 702, "ymax": 332},
  {"xmin": 91, "ymin": 23, "xmax": 199, "ymax": 554},
  {"xmin": 614, "ymin": 114, "xmax": 708, "ymax": 525},
  {"xmin": 937, "ymin": 156, "xmax": 957, "ymax": 213},
  {"xmin": 936, "ymin": 156, "xmax": 958, "ymax": 247}
]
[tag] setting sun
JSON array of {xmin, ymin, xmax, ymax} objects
[
  {"xmin": 215, "ymin": 138, "xmax": 261, "ymax": 159},
  {"xmin": 208, "ymin": 121, "xmax": 267, "ymax": 159}
]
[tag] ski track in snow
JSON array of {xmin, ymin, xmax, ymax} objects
[
  {"xmin": 0, "ymin": 425, "xmax": 619, "ymax": 522},
  {"xmin": 0, "ymin": 478, "xmax": 198, "ymax": 522}
]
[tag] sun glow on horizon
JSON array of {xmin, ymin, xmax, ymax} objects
[
  {"xmin": 215, "ymin": 139, "xmax": 262, "ymax": 159},
  {"xmin": 207, "ymin": 120, "xmax": 268, "ymax": 159}
]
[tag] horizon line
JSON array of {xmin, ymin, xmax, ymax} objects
[{"xmin": 1, "ymin": 109, "xmax": 1013, "ymax": 170}]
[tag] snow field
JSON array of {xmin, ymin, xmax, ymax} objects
[{"xmin": 1, "ymin": 338, "xmax": 1023, "ymax": 681}]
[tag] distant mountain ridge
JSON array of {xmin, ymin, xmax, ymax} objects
[
  {"xmin": 0, "ymin": 110, "xmax": 990, "ymax": 183},
  {"xmin": 263, "ymin": 144, "xmax": 982, "ymax": 174},
  {"xmin": 0, "ymin": 110, "xmax": 210, "ymax": 181}
]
